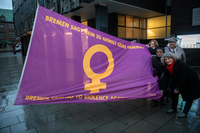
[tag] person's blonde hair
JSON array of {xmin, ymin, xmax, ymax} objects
[
  {"xmin": 148, "ymin": 40, "xmax": 159, "ymax": 47},
  {"xmin": 161, "ymin": 52, "xmax": 179, "ymax": 65}
]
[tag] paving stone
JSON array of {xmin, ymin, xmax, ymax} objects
[
  {"xmin": 65, "ymin": 104, "xmax": 90, "ymax": 114},
  {"xmin": 144, "ymin": 111, "xmax": 174, "ymax": 127},
  {"xmin": 88, "ymin": 103, "xmax": 113, "ymax": 115},
  {"xmin": 134, "ymin": 103, "xmax": 160, "ymax": 116},
  {"xmin": 117, "ymin": 111, "xmax": 146, "ymax": 126},
  {"xmin": 23, "ymin": 105, "xmax": 48, "ymax": 116},
  {"xmin": 36, "ymin": 119, "xmax": 70, "ymax": 133},
  {"xmin": 64, "ymin": 110, "xmax": 94, "ymax": 124},
  {"xmin": 43, "ymin": 104, "xmax": 69, "ymax": 114},
  {"xmin": 90, "ymin": 110, "xmax": 119, "ymax": 126},
  {"xmin": 189, "ymin": 120, "xmax": 200, "ymax": 133},
  {"xmin": 4, "ymin": 105, "xmax": 23, "ymax": 112},
  {"xmin": 0, "ymin": 127, "xmax": 11, "ymax": 133},
  {"xmin": 171, "ymin": 112, "xmax": 200, "ymax": 129},
  {"xmin": 63, "ymin": 119, "xmax": 98, "ymax": 133},
  {"xmin": 126, "ymin": 98, "xmax": 147, "ymax": 107},
  {"xmin": 53, "ymin": 129, "xmax": 66, "ymax": 133},
  {"xmin": 10, "ymin": 122, "xmax": 28, "ymax": 133},
  {"xmin": 17, "ymin": 113, "xmax": 45, "ymax": 127},
  {"xmin": 124, "ymin": 120, "xmax": 159, "ymax": 133},
  {"xmin": 111, "ymin": 104, "xmax": 137, "ymax": 115},
  {"xmin": 0, "ymin": 108, "xmax": 25, "ymax": 120},
  {"xmin": 93, "ymin": 120, "xmax": 127, "ymax": 133},
  {"xmin": 106, "ymin": 100, "xmax": 128, "ymax": 107},
  {"xmin": 0, "ymin": 116, "xmax": 19, "ymax": 128},
  {"xmin": 20, "ymin": 128, "xmax": 38, "ymax": 133},
  {"xmin": 156, "ymin": 120, "xmax": 191, "ymax": 133},
  {"xmin": 40, "ymin": 110, "xmax": 70, "ymax": 123}
]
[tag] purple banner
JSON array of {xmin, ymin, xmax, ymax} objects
[{"xmin": 14, "ymin": 5, "xmax": 162, "ymax": 105}]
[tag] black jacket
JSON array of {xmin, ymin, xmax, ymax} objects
[
  {"xmin": 161, "ymin": 59, "xmax": 200, "ymax": 101},
  {"xmin": 152, "ymin": 56, "xmax": 164, "ymax": 78},
  {"xmin": 148, "ymin": 47, "xmax": 156, "ymax": 55}
]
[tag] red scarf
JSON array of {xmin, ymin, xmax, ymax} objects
[{"xmin": 166, "ymin": 61, "xmax": 175, "ymax": 75}]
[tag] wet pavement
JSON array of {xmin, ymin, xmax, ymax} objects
[{"xmin": 0, "ymin": 52, "xmax": 200, "ymax": 133}]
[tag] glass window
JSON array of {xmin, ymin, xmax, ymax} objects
[
  {"xmin": 126, "ymin": 16, "xmax": 133, "ymax": 27},
  {"xmin": 167, "ymin": 15, "xmax": 171, "ymax": 26},
  {"xmin": 140, "ymin": 29, "xmax": 147, "ymax": 39},
  {"xmin": 167, "ymin": 27, "xmax": 171, "ymax": 38},
  {"xmin": 147, "ymin": 15, "xmax": 171, "ymax": 39},
  {"xmin": 133, "ymin": 28, "xmax": 140, "ymax": 38},
  {"xmin": 0, "ymin": 24, "xmax": 4, "ymax": 29},
  {"xmin": 81, "ymin": 21, "xmax": 88, "ymax": 26},
  {"xmin": 147, "ymin": 28, "xmax": 166, "ymax": 39},
  {"xmin": 9, "ymin": 31, "xmax": 15, "ymax": 39},
  {"xmin": 118, "ymin": 15, "xmax": 147, "ymax": 39},
  {"xmin": 118, "ymin": 27, "xmax": 125, "ymax": 38},
  {"xmin": 126, "ymin": 28, "xmax": 133, "ymax": 38},
  {"xmin": 1, "ymin": 17, "xmax": 5, "ymax": 21},
  {"xmin": 148, "ymin": 16, "xmax": 166, "ymax": 28},
  {"xmin": 134, "ymin": 18, "xmax": 139, "ymax": 28},
  {"xmin": 0, "ymin": 32, "xmax": 5, "ymax": 39},
  {"xmin": 140, "ymin": 18, "xmax": 146, "ymax": 29},
  {"xmin": 9, "ymin": 24, "xmax": 14, "ymax": 29},
  {"xmin": 118, "ymin": 15, "xmax": 125, "ymax": 26}
]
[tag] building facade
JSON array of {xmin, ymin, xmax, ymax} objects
[
  {"xmin": 12, "ymin": 0, "xmax": 200, "ymax": 65},
  {"xmin": 0, "ymin": 9, "xmax": 17, "ymax": 50}
]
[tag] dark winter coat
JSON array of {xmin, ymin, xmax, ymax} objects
[
  {"xmin": 161, "ymin": 59, "xmax": 200, "ymax": 101},
  {"xmin": 148, "ymin": 47, "xmax": 156, "ymax": 55},
  {"xmin": 152, "ymin": 56, "xmax": 164, "ymax": 78}
]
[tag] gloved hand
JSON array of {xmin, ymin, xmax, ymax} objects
[{"xmin": 153, "ymin": 70, "xmax": 157, "ymax": 77}]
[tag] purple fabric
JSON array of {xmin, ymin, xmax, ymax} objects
[{"xmin": 14, "ymin": 5, "xmax": 162, "ymax": 105}]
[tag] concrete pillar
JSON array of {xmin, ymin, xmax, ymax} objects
[
  {"xmin": 95, "ymin": 4, "xmax": 108, "ymax": 33},
  {"xmin": 108, "ymin": 13, "xmax": 118, "ymax": 37},
  {"xmin": 71, "ymin": 15, "xmax": 81, "ymax": 23}
]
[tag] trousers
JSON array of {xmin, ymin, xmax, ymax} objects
[{"xmin": 171, "ymin": 93, "xmax": 193, "ymax": 114}]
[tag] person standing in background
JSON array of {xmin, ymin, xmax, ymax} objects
[
  {"xmin": 165, "ymin": 37, "xmax": 186, "ymax": 62},
  {"xmin": 147, "ymin": 40, "xmax": 159, "ymax": 55}
]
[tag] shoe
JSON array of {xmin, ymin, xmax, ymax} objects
[
  {"xmin": 167, "ymin": 109, "xmax": 176, "ymax": 113},
  {"xmin": 178, "ymin": 112, "xmax": 187, "ymax": 118}
]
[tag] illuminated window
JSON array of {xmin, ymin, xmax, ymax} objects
[
  {"xmin": 81, "ymin": 21, "xmax": 88, "ymax": 26},
  {"xmin": 147, "ymin": 15, "xmax": 171, "ymax": 39},
  {"xmin": 118, "ymin": 15, "xmax": 147, "ymax": 39},
  {"xmin": 126, "ymin": 16, "xmax": 133, "ymax": 27},
  {"xmin": 118, "ymin": 15, "xmax": 125, "ymax": 26},
  {"xmin": 118, "ymin": 27, "xmax": 125, "ymax": 38},
  {"xmin": 134, "ymin": 18, "xmax": 139, "ymax": 28}
]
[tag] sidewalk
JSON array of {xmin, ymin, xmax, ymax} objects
[{"xmin": 0, "ymin": 52, "xmax": 200, "ymax": 133}]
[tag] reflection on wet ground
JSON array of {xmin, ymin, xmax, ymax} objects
[{"xmin": 0, "ymin": 52, "xmax": 200, "ymax": 133}]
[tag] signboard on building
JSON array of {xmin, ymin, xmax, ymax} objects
[{"xmin": 177, "ymin": 34, "xmax": 200, "ymax": 48}]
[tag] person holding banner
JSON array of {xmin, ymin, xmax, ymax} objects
[
  {"xmin": 151, "ymin": 47, "xmax": 170, "ymax": 107},
  {"xmin": 147, "ymin": 39, "xmax": 159, "ymax": 55},
  {"xmin": 160, "ymin": 52, "xmax": 200, "ymax": 118},
  {"xmin": 164, "ymin": 37, "xmax": 186, "ymax": 62}
]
